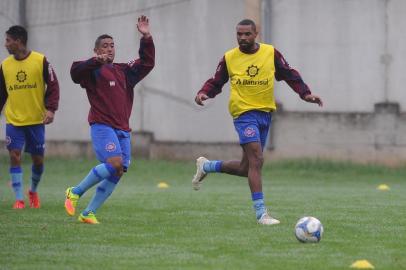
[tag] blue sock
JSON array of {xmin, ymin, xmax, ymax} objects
[
  {"xmin": 83, "ymin": 175, "xmax": 120, "ymax": 215},
  {"xmin": 252, "ymin": 192, "xmax": 266, "ymax": 219},
  {"xmin": 10, "ymin": 167, "xmax": 24, "ymax": 200},
  {"xmin": 30, "ymin": 165, "xmax": 44, "ymax": 192},
  {"xmin": 72, "ymin": 163, "xmax": 116, "ymax": 196},
  {"xmin": 203, "ymin": 160, "xmax": 222, "ymax": 173}
]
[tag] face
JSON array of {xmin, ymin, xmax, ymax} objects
[
  {"xmin": 236, "ymin": 24, "xmax": 257, "ymax": 51},
  {"xmin": 5, "ymin": 34, "xmax": 21, "ymax": 55},
  {"xmin": 94, "ymin": 38, "xmax": 115, "ymax": 63}
]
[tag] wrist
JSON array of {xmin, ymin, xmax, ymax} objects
[{"xmin": 142, "ymin": 33, "xmax": 151, "ymax": 39}]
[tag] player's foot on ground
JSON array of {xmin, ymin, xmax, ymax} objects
[
  {"xmin": 64, "ymin": 187, "xmax": 79, "ymax": 216},
  {"xmin": 257, "ymin": 212, "xmax": 280, "ymax": 225},
  {"xmin": 78, "ymin": 211, "xmax": 99, "ymax": 224},
  {"xmin": 13, "ymin": 200, "xmax": 25, "ymax": 209},
  {"xmin": 28, "ymin": 190, "xmax": 40, "ymax": 208},
  {"xmin": 192, "ymin": 156, "xmax": 208, "ymax": 190}
]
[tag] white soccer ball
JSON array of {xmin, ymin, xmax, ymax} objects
[{"xmin": 295, "ymin": 216, "xmax": 324, "ymax": 243}]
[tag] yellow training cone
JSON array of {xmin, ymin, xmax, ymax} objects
[
  {"xmin": 377, "ymin": 184, "xmax": 390, "ymax": 191},
  {"xmin": 350, "ymin": 260, "xmax": 374, "ymax": 269},
  {"xmin": 157, "ymin": 182, "xmax": 169, "ymax": 189}
]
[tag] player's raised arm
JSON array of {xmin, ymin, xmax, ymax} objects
[
  {"xmin": 137, "ymin": 15, "xmax": 151, "ymax": 38},
  {"xmin": 125, "ymin": 15, "xmax": 155, "ymax": 89}
]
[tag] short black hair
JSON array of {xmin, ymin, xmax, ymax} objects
[
  {"xmin": 6, "ymin": 25, "xmax": 28, "ymax": 45},
  {"xmin": 237, "ymin": 19, "xmax": 257, "ymax": 32},
  {"xmin": 94, "ymin": 34, "xmax": 113, "ymax": 48}
]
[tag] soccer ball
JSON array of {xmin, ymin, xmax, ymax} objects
[{"xmin": 294, "ymin": 216, "xmax": 323, "ymax": 243}]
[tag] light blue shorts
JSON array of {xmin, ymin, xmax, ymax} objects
[{"xmin": 91, "ymin": 123, "xmax": 131, "ymax": 170}]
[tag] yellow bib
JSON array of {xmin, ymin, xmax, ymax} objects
[
  {"xmin": 225, "ymin": 43, "xmax": 275, "ymax": 118},
  {"xmin": 2, "ymin": 51, "xmax": 46, "ymax": 126}
]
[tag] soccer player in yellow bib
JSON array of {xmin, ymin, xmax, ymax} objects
[
  {"xmin": 0, "ymin": 26, "xmax": 60, "ymax": 209},
  {"xmin": 192, "ymin": 19, "xmax": 323, "ymax": 225}
]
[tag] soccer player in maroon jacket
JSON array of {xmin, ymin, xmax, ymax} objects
[{"xmin": 64, "ymin": 15, "xmax": 155, "ymax": 224}]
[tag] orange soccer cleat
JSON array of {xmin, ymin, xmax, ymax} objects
[{"xmin": 28, "ymin": 190, "xmax": 41, "ymax": 208}]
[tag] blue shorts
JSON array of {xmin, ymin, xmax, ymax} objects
[
  {"xmin": 91, "ymin": 123, "xmax": 131, "ymax": 170},
  {"xmin": 233, "ymin": 110, "xmax": 272, "ymax": 150},
  {"xmin": 5, "ymin": 124, "xmax": 45, "ymax": 155}
]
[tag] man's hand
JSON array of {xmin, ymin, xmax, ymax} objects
[
  {"xmin": 94, "ymin": 53, "xmax": 112, "ymax": 64},
  {"xmin": 43, "ymin": 110, "xmax": 55, "ymax": 125},
  {"xmin": 195, "ymin": 93, "xmax": 209, "ymax": 106},
  {"xmin": 137, "ymin": 15, "xmax": 151, "ymax": 38},
  {"xmin": 304, "ymin": 94, "xmax": 323, "ymax": 107}
]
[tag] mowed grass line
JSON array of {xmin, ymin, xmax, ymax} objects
[{"xmin": 0, "ymin": 157, "xmax": 405, "ymax": 270}]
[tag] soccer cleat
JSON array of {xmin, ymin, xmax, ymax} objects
[
  {"xmin": 257, "ymin": 212, "xmax": 280, "ymax": 225},
  {"xmin": 28, "ymin": 190, "xmax": 41, "ymax": 208},
  {"xmin": 13, "ymin": 200, "xmax": 25, "ymax": 209},
  {"xmin": 192, "ymin": 156, "xmax": 208, "ymax": 190},
  {"xmin": 64, "ymin": 187, "xmax": 79, "ymax": 216},
  {"xmin": 78, "ymin": 212, "xmax": 99, "ymax": 224}
]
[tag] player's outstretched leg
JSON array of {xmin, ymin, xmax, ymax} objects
[
  {"xmin": 64, "ymin": 163, "xmax": 116, "ymax": 216},
  {"xmin": 192, "ymin": 157, "xmax": 222, "ymax": 190}
]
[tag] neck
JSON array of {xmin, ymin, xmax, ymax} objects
[
  {"xmin": 14, "ymin": 48, "xmax": 30, "ymax": 60},
  {"xmin": 240, "ymin": 43, "xmax": 258, "ymax": 54}
]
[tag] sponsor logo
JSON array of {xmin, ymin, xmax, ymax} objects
[
  {"xmin": 244, "ymin": 127, "xmax": 256, "ymax": 138},
  {"xmin": 16, "ymin": 70, "xmax": 27, "ymax": 82},
  {"xmin": 8, "ymin": 82, "xmax": 37, "ymax": 91},
  {"xmin": 235, "ymin": 78, "xmax": 269, "ymax": 86},
  {"xmin": 5, "ymin": 136, "xmax": 11, "ymax": 146},
  {"xmin": 246, "ymin": 64, "xmax": 259, "ymax": 78},
  {"xmin": 105, "ymin": 142, "xmax": 116, "ymax": 152}
]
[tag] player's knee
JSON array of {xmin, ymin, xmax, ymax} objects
[
  {"xmin": 111, "ymin": 163, "xmax": 123, "ymax": 177},
  {"xmin": 250, "ymin": 155, "xmax": 264, "ymax": 169},
  {"xmin": 9, "ymin": 150, "xmax": 22, "ymax": 165},
  {"xmin": 106, "ymin": 157, "xmax": 124, "ymax": 176},
  {"xmin": 32, "ymin": 156, "xmax": 44, "ymax": 167}
]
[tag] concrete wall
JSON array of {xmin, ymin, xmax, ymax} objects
[
  {"xmin": 264, "ymin": 0, "xmax": 406, "ymax": 113},
  {"xmin": 5, "ymin": 0, "xmax": 245, "ymax": 142},
  {"xmin": 1, "ymin": 0, "xmax": 406, "ymax": 164}
]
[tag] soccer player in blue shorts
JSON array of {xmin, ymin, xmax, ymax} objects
[
  {"xmin": 64, "ymin": 15, "xmax": 154, "ymax": 224},
  {"xmin": 0, "ymin": 25, "xmax": 60, "ymax": 209},
  {"xmin": 192, "ymin": 19, "xmax": 323, "ymax": 225}
]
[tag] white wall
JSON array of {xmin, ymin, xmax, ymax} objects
[
  {"xmin": 1, "ymin": 0, "xmax": 406, "ymax": 144},
  {"xmin": 22, "ymin": 0, "xmax": 244, "ymax": 142}
]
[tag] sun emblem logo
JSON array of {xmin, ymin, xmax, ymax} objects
[
  {"xmin": 246, "ymin": 65, "xmax": 259, "ymax": 78},
  {"xmin": 16, "ymin": 70, "xmax": 27, "ymax": 82}
]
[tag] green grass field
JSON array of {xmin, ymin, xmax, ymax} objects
[{"xmin": 0, "ymin": 157, "xmax": 405, "ymax": 270}]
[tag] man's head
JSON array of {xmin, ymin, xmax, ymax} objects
[
  {"xmin": 94, "ymin": 34, "xmax": 115, "ymax": 63},
  {"xmin": 5, "ymin": 25, "xmax": 27, "ymax": 55},
  {"xmin": 236, "ymin": 19, "xmax": 258, "ymax": 51}
]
